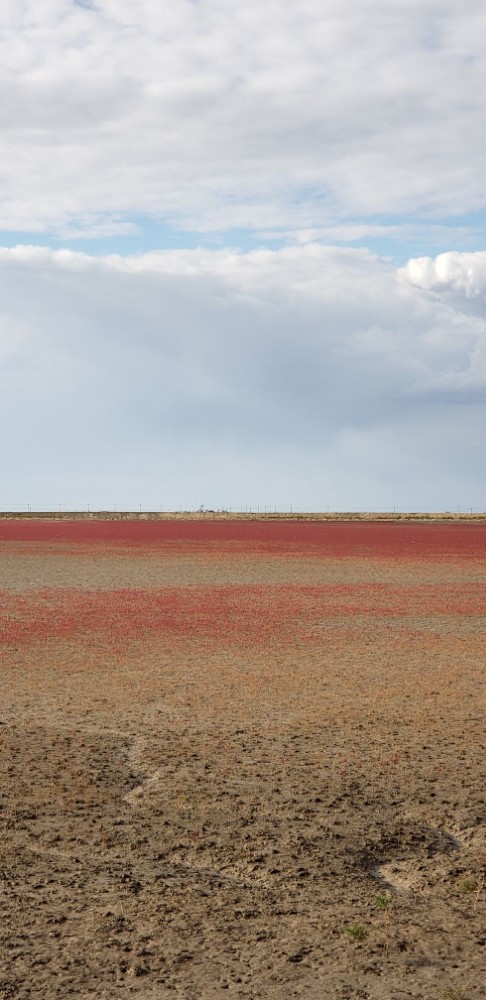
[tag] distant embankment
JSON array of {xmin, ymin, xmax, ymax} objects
[{"xmin": 0, "ymin": 511, "xmax": 485, "ymax": 523}]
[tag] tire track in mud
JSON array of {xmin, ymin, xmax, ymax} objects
[
  {"xmin": 371, "ymin": 826, "xmax": 486, "ymax": 894},
  {"xmin": 123, "ymin": 735, "xmax": 163, "ymax": 809},
  {"xmin": 122, "ymin": 733, "xmax": 258, "ymax": 891}
]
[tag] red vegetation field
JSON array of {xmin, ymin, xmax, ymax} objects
[
  {"xmin": 1, "ymin": 516, "xmax": 485, "ymax": 556},
  {"xmin": 2, "ymin": 581, "xmax": 485, "ymax": 651}
]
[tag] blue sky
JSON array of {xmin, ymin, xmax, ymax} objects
[{"xmin": 1, "ymin": 0, "xmax": 485, "ymax": 511}]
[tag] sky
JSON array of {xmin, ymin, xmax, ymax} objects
[{"xmin": 1, "ymin": 0, "xmax": 485, "ymax": 512}]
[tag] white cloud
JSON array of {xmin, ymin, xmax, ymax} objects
[
  {"xmin": 1, "ymin": 1, "xmax": 486, "ymax": 239},
  {"xmin": 404, "ymin": 251, "xmax": 486, "ymax": 297},
  {"xmin": 0, "ymin": 244, "xmax": 485, "ymax": 509}
]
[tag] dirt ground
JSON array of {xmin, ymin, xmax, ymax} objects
[{"xmin": 1, "ymin": 519, "xmax": 485, "ymax": 1000}]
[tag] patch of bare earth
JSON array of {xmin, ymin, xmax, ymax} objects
[{"xmin": 1, "ymin": 521, "xmax": 485, "ymax": 999}]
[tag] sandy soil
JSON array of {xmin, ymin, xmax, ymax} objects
[{"xmin": 1, "ymin": 520, "xmax": 485, "ymax": 1000}]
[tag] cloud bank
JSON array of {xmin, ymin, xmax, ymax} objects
[
  {"xmin": 1, "ymin": 0, "xmax": 486, "ymax": 244},
  {"xmin": 1, "ymin": 245, "xmax": 485, "ymax": 510}
]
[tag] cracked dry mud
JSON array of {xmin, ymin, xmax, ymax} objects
[{"xmin": 0, "ymin": 518, "xmax": 485, "ymax": 999}]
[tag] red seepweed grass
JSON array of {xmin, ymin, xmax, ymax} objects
[{"xmin": 1, "ymin": 516, "xmax": 485, "ymax": 558}]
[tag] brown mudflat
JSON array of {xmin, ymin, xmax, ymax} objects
[{"xmin": 1, "ymin": 519, "xmax": 485, "ymax": 999}]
